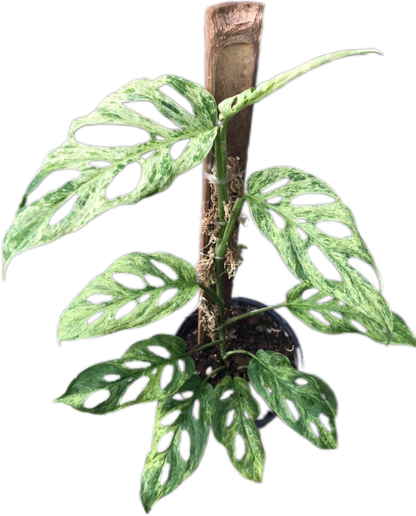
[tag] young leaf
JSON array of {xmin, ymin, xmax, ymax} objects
[
  {"xmin": 58, "ymin": 252, "xmax": 198, "ymax": 341},
  {"xmin": 248, "ymin": 350, "xmax": 337, "ymax": 449},
  {"xmin": 287, "ymin": 281, "xmax": 416, "ymax": 346},
  {"xmin": 140, "ymin": 375, "xmax": 213, "ymax": 513},
  {"xmin": 55, "ymin": 335, "xmax": 194, "ymax": 414},
  {"xmin": 218, "ymin": 48, "xmax": 381, "ymax": 121},
  {"xmin": 3, "ymin": 75, "xmax": 218, "ymax": 275},
  {"xmin": 213, "ymin": 376, "xmax": 265, "ymax": 482},
  {"xmin": 246, "ymin": 166, "xmax": 392, "ymax": 334}
]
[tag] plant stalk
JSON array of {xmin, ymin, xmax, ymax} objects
[{"xmin": 220, "ymin": 302, "xmax": 288, "ymax": 328}]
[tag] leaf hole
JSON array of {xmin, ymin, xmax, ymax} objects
[
  {"xmin": 144, "ymin": 274, "xmax": 165, "ymax": 288},
  {"xmin": 115, "ymin": 300, "xmax": 137, "ymax": 320},
  {"xmin": 160, "ymin": 463, "xmax": 170, "ymax": 486},
  {"xmin": 120, "ymin": 376, "xmax": 149, "ymax": 404},
  {"xmin": 294, "ymin": 377, "xmax": 308, "ymax": 386},
  {"xmin": 169, "ymin": 138, "xmax": 190, "ymax": 160},
  {"xmin": 291, "ymin": 193, "xmax": 335, "ymax": 206},
  {"xmin": 317, "ymin": 295, "xmax": 334, "ymax": 305},
  {"xmin": 308, "ymin": 245, "xmax": 342, "ymax": 281},
  {"xmin": 112, "ymin": 273, "xmax": 146, "ymax": 290},
  {"xmin": 309, "ymin": 310, "xmax": 331, "ymax": 326},
  {"xmin": 220, "ymin": 389, "xmax": 234, "ymax": 401},
  {"xmin": 103, "ymin": 374, "xmax": 121, "ymax": 382},
  {"xmin": 157, "ymin": 288, "xmax": 178, "ymax": 307},
  {"xmin": 150, "ymin": 259, "xmax": 179, "ymax": 281},
  {"xmin": 301, "ymin": 287, "xmax": 320, "ymax": 300},
  {"xmin": 177, "ymin": 359, "xmax": 185, "ymax": 373},
  {"xmin": 89, "ymin": 160, "xmax": 111, "ymax": 168},
  {"xmin": 266, "ymin": 386, "xmax": 273, "ymax": 394},
  {"xmin": 49, "ymin": 194, "xmax": 79, "ymax": 225},
  {"xmin": 225, "ymin": 409, "xmax": 235, "ymax": 427},
  {"xmin": 139, "ymin": 294, "xmax": 151, "ymax": 304},
  {"xmin": 160, "ymin": 364, "xmax": 174, "ymax": 390},
  {"xmin": 316, "ymin": 221, "xmax": 353, "ymax": 239},
  {"xmin": 155, "ymin": 135, "xmax": 166, "ymax": 141},
  {"xmin": 269, "ymin": 210, "xmax": 286, "ymax": 230},
  {"xmin": 87, "ymin": 311, "xmax": 104, "ymax": 325},
  {"xmin": 310, "ymin": 421, "xmax": 320, "ymax": 438},
  {"xmin": 330, "ymin": 311, "xmax": 343, "ymax": 320},
  {"xmin": 160, "ymin": 410, "xmax": 181, "ymax": 427},
  {"xmin": 179, "ymin": 430, "xmax": 191, "ymax": 461},
  {"xmin": 123, "ymin": 360, "xmax": 151, "ymax": 369},
  {"xmin": 296, "ymin": 227, "xmax": 308, "ymax": 241},
  {"xmin": 319, "ymin": 414, "xmax": 332, "ymax": 432},
  {"xmin": 157, "ymin": 431, "xmax": 174, "ymax": 453},
  {"xmin": 148, "ymin": 345, "xmax": 171, "ymax": 359},
  {"xmin": 124, "ymin": 101, "xmax": 181, "ymax": 130},
  {"xmin": 87, "ymin": 294, "xmax": 113, "ymax": 304},
  {"xmin": 234, "ymin": 435, "xmax": 246, "ymax": 461},
  {"xmin": 348, "ymin": 257, "xmax": 380, "ymax": 290},
  {"xmin": 83, "ymin": 389, "xmax": 110, "ymax": 409},
  {"xmin": 261, "ymin": 177, "xmax": 290, "ymax": 194},
  {"xmin": 350, "ymin": 319, "xmax": 368, "ymax": 333},
  {"xmin": 267, "ymin": 195, "xmax": 283, "ymax": 205},
  {"xmin": 140, "ymin": 149, "xmax": 156, "ymax": 159},
  {"xmin": 159, "ymin": 85, "xmax": 194, "ymax": 115},
  {"xmin": 243, "ymin": 410, "xmax": 250, "ymax": 420},
  {"xmin": 231, "ymin": 96, "xmax": 238, "ymax": 109},
  {"xmin": 75, "ymin": 124, "xmax": 149, "ymax": 147},
  {"xmin": 105, "ymin": 162, "xmax": 142, "ymax": 200},
  {"xmin": 339, "ymin": 300, "xmax": 346, "ymax": 306},
  {"xmin": 286, "ymin": 399, "xmax": 300, "ymax": 422},
  {"xmin": 192, "ymin": 399, "xmax": 200, "ymax": 420},
  {"xmin": 295, "ymin": 218, "xmax": 307, "ymax": 223}
]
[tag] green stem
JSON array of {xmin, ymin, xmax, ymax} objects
[
  {"xmin": 183, "ymin": 339, "xmax": 224, "ymax": 357},
  {"xmin": 215, "ymin": 196, "xmax": 245, "ymax": 258},
  {"xmin": 198, "ymin": 283, "xmax": 224, "ymax": 310},
  {"xmin": 220, "ymin": 302, "xmax": 288, "ymax": 328},
  {"xmin": 202, "ymin": 365, "xmax": 227, "ymax": 385},
  {"xmin": 224, "ymin": 349, "xmax": 257, "ymax": 361}
]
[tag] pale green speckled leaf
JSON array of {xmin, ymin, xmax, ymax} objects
[
  {"xmin": 55, "ymin": 335, "xmax": 194, "ymax": 414},
  {"xmin": 287, "ymin": 281, "xmax": 416, "ymax": 346},
  {"xmin": 248, "ymin": 350, "xmax": 337, "ymax": 449},
  {"xmin": 246, "ymin": 166, "xmax": 392, "ymax": 335},
  {"xmin": 140, "ymin": 375, "xmax": 213, "ymax": 513},
  {"xmin": 3, "ymin": 75, "xmax": 217, "ymax": 275},
  {"xmin": 213, "ymin": 376, "xmax": 264, "ymax": 483},
  {"xmin": 58, "ymin": 252, "xmax": 198, "ymax": 341},
  {"xmin": 218, "ymin": 49, "xmax": 381, "ymax": 121}
]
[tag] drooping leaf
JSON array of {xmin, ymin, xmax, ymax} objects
[
  {"xmin": 140, "ymin": 375, "xmax": 213, "ymax": 513},
  {"xmin": 58, "ymin": 252, "xmax": 198, "ymax": 341},
  {"xmin": 218, "ymin": 49, "xmax": 381, "ymax": 121},
  {"xmin": 248, "ymin": 350, "xmax": 337, "ymax": 449},
  {"xmin": 287, "ymin": 281, "xmax": 416, "ymax": 346},
  {"xmin": 55, "ymin": 335, "xmax": 194, "ymax": 414},
  {"xmin": 212, "ymin": 376, "xmax": 265, "ymax": 482},
  {"xmin": 3, "ymin": 75, "xmax": 218, "ymax": 275},
  {"xmin": 246, "ymin": 166, "xmax": 392, "ymax": 334}
]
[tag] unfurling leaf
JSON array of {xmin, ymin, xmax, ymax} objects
[
  {"xmin": 137, "ymin": 375, "xmax": 214, "ymax": 514},
  {"xmin": 218, "ymin": 46, "xmax": 385, "ymax": 120},
  {"xmin": 248, "ymin": 350, "xmax": 337, "ymax": 449},
  {"xmin": 246, "ymin": 166, "xmax": 392, "ymax": 335},
  {"xmin": 55, "ymin": 335, "xmax": 194, "ymax": 413},
  {"xmin": 3, "ymin": 75, "xmax": 217, "ymax": 275},
  {"xmin": 212, "ymin": 375, "xmax": 267, "ymax": 485},
  {"xmin": 58, "ymin": 252, "xmax": 198, "ymax": 341}
]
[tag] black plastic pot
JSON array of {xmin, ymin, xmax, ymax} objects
[{"xmin": 176, "ymin": 297, "xmax": 302, "ymax": 429}]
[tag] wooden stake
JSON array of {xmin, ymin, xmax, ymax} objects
[{"xmin": 198, "ymin": 2, "xmax": 264, "ymax": 345}]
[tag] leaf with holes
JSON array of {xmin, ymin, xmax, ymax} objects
[
  {"xmin": 287, "ymin": 281, "xmax": 416, "ymax": 346},
  {"xmin": 58, "ymin": 252, "xmax": 198, "ymax": 341},
  {"xmin": 218, "ymin": 49, "xmax": 381, "ymax": 121},
  {"xmin": 3, "ymin": 75, "xmax": 218, "ymax": 275},
  {"xmin": 55, "ymin": 335, "xmax": 194, "ymax": 414},
  {"xmin": 246, "ymin": 166, "xmax": 392, "ymax": 335},
  {"xmin": 212, "ymin": 376, "xmax": 265, "ymax": 482},
  {"xmin": 140, "ymin": 374, "xmax": 213, "ymax": 513},
  {"xmin": 248, "ymin": 350, "xmax": 337, "ymax": 449}
]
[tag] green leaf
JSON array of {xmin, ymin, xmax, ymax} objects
[
  {"xmin": 140, "ymin": 375, "xmax": 213, "ymax": 513},
  {"xmin": 218, "ymin": 48, "xmax": 381, "ymax": 121},
  {"xmin": 55, "ymin": 335, "xmax": 194, "ymax": 414},
  {"xmin": 246, "ymin": 166, "xmax": 392, "ymax": 334},
  {"xmin": 3, "ymin": 75, "xmax": 218, "ymax": 275},
  {"xmin": 248, "ymin": 350, "xmax": 337, "ymax": 449},
  {"xmin": 58, "ymin": 252, "xmax": 198, "ymax": 341},
  {"xmin": 212, "ymin": 376, "xmax": 265, "ymax": 482},
  {"xmin": 287, "ymin": 281, "xmax": 416, "ymax": 346}
]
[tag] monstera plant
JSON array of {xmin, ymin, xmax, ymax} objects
[{"xmin": 3, "ymin": 46, "xmax": 415, "ymax": 513}]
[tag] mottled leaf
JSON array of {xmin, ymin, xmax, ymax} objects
[
  {"xmin": 58, "ymin": 252, "xmax": 198, "ymax": 341},
  {"xmin": 287, "ymin": 281, "xmax": 416, "ymax": 346},
  {"xmin": 55, "ymin": 335, "xmax": 194, "ymax": 414},
  {"xmin": 3, "ymin": 75, "xmax": 218, "ymax": 275},
  {"xmin": 248, "ymin": 350, "xmax": 337, "ymax": 449},
  {"xmin": 213, "ymin": 376, "xmax": 265, "ymax": 482},
  {"xmin": 141, "ymin": 375, "xmax": 213, "ymax": 513},
  {"xmin": 218, "ymin": 49, "xmax": 381, "ymax": 121},
  {"xmin": 246, "ymin": 166, "xmax": 392, "ymax": 334}
]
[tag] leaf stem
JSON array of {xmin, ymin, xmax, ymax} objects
[
  {"xmin": 224, "ymin": 349, "xmax": 257, "ymax": 361},
  {"xmin": 198, "ymin": 283, "xmax": 224, "ymax": 309},
  {"xmin": 220, "ymin": 302, "xmax": 288, "ymax": 328},
  {"xmin": 183, "ymin": 339, "xmax": 224, "ymax": 356},
  {"xmin": 202, "ymin": 365, "xmax": 227, "ymax": 385}
]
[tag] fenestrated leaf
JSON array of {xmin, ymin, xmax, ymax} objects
[
  {"xmin": 212, "ymin": 376, "xmax": 265, "ymax": 482},
  {"xmin": 3, "ymin": 75, "xmax": 218, "ymax": 275},
  {"xmin": 287, "ymin": 281, "xmax": 416, "ymax": 346},
  {"xmin": 248, "ymin": 350, "xmax": 337, "ymax": 449},
  {"xmin": 55, "ymin": 335, "xmax": 194, "ymax": 414},
  {"xmin": 246, "ymin": 166, "xmax": 392, "ymax": 335},
  {"xmin": 58, "ymin": 252, "xmax": 198, "ymax": 341},
  {"xmin": 140, "ymin": 375, "xmax": 213, "ymax": 513},
  {"xmin": 218, "ymin": 49, "xmax": 381, "ymax": 121}
]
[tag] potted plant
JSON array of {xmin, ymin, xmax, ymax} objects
[{"xmin": 2, "ymin": 2, "xmax": 415, "ymax": 513}]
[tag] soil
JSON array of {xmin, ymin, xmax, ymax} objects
[{"xmin": 177, "ymin": 299, "xmax": 299, "ymax": 388}]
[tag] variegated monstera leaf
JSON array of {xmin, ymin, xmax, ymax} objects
[
  {"xmin": 246, "ymin": 166, "xmax": 393, "ymax": 336},
  {"xmin": 3, "ymin": 75, "xmax": 217, "ymax": 275}
]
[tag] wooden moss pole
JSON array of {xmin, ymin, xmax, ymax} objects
[{"xmin": 198, "ymin": 2, "xmax": 264, "ymax": 345}]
